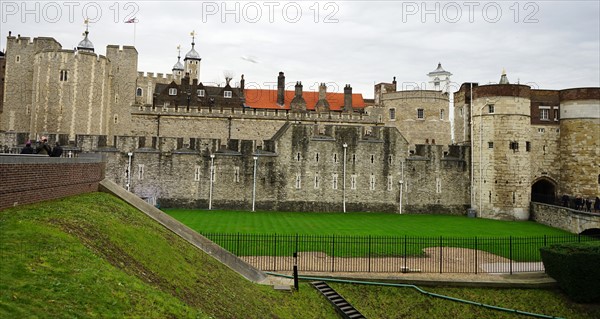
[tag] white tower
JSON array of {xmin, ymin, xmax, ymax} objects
[
  {"xmin": 172, "ymin": 45, "xmax": 184, "ymax": 83},
  {"xmin": 427, "ymin": 63, "xmax": 452, "ymax": 92}
]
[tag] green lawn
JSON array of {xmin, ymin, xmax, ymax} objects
[
  {"xmin": 2, "ymin": 194, "xmax": 599, "ymax": 318},
  {"xmin": 164, "ymin": 209, "xmax": 582, "ymax": 260},
  {"xmin": 163, "ymin": 209, "xmax": 573, "ymax": 237}
]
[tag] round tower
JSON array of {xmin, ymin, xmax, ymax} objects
[
  {"xmin": 558, "ymin": 88, "xmax": 600, "ymax": 199},
  {"xmin": 472, "ymin": 72, "xmax": 532, "ymax": 220},
  {"xmin": 184, "ymin": 31, "xmax": 201, "ymax": 81}
]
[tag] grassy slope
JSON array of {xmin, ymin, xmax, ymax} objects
[
  {"xmin": 0, "ymin": 193, "xmax": 337, "ymax": 319},
  {"xmin": 164, "ymin": 209, "xmax": 572, "ymax": 237},
  {"xmin": 332, "ymin": 283, "xmax": 600, "ymax": 319}
]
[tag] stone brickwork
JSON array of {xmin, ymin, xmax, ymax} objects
[
  {"xmin": 368, "ymin": 90, "xmax": 451, "ymax": 147},
  {"xmin": 530, "ymin": 202, "xmax": 600, "ymax": 233}
]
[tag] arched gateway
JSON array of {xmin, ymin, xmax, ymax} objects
[{"xmin": 531, "ymin": 178, "xmax": 557, "ymax": 205}]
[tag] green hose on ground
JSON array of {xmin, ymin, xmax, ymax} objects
[{"xmin": 265, "ymin": 272, "xmax": 564, "ymax": 319}]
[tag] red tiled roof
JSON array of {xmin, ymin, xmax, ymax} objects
[{"xmin": 243, "ymin": 89, "xmax": 365, "ymax": 111}]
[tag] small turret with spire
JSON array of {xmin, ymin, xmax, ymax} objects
[
  {"xmin": 77, "ymin": 19, "xmax": 94, "ymax": 52},
  {"xmin": 184, "ymin": 31, "xmax": 201, "ymax": 81},
  {"xmin": 499, "ymin": 69, "xmax": 510, "ymax": 84}
]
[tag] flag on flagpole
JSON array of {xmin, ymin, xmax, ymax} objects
[{"xmin": 125, "ymin": 17, "xmax": 138, "ymax": 23}]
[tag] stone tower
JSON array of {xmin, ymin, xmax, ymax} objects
[
  {"xmin": 558, "ymin": 88, "xmax": 600, "ymax": 199},
  {"xmin": 184, "ymin": 31, "xmax": 201, "ymax": 82},
  {"xmin": 471, "ymin": 72, "xmax": 532, "ymax": 220},
  {"xmin": 427, "ymin": 63, "xmax": 452, "ymax": 92}
]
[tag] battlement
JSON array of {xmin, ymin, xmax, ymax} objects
[
  {"xmin": 34, "ymin": 49, "xmax": 109, "ymax": 63},
  {"xmin": 381, "ymin": 89, "xmax": 449, "ymax": 101},
  {"xmin": 131, "ymin": 104, "xmax": 379, "ymax": 124},
  {"xmin": 473, "ymin": 84, "xmax": 531, "ymax": 99},
  {"xmin": 106, "ymin": 44, "xmax": 138, "ymax": 54},
  {"xmin": 559, "ymin": 88, "xmax": 600, "ymax": 101},
  {"xmin": 137, "ymin": 71, "xmax": 175, "ymax": 82}
]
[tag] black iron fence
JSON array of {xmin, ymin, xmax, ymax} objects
[{"xmin": 201, "ymin": 232, "xmax": 597, "ymax": 274}]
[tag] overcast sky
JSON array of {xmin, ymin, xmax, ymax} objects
[{"xmin": 1, "ymin": 1, "xmax": 599, "ymax": 98}]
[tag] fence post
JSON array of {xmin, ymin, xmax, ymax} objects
[
  {"xmin": 331, "ymin": 234, "xmax": 335, "ymax": 272},
  {"xmin": 368, "ymin": 235, "xmax": 372, "ymax": 273},
  {"xmin": 403, "ymin": 235, "xmax": 407, "ymax": 273},
  {"xmin": 273, "ymin": 233, "xmax": 277, "ymax": 271},
  {"xmin": 236, "ymin": 232, "xmax": 240, "ymax": 256},
  {"xmin": 475, "ymin": 236, "xmax": 478, "ymax": 274},
  {"xmin": 439, "ymin": 236, "xmax": 443, "ymax": 274},
  {"xmin": 544, "ymin": 234, "xmax": 547, "ymax": 247},
  {"xmin": 509, "ymin": 236, "xmax": 513, "ymax": 275}
]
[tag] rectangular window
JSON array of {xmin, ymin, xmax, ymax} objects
[
  {"xmin": 333, "ymin": 153, "xmax": 338, "ymax": 163},
  {"xmin": 234, "ymin": 166, "xmax": 240, "ymax": 183},
  {"xmin": 440, "ymin": 109, "xmax": 444, "ymax": 120},
  {"xmin": 488, "ymin": 142, "xmax": 494, "ymax": 148},
  {"xmin": 387, "ymin": 175, "xmax": 393, "ymax": 191},
  {"xmin": 59, "ymin": 70, "xmax": 68, "ymax": 82},
  {"xmin": 197, "ymin": 89, "xmax": 205, "ymax": 97},
  {"xmin": 350, "ymin": 175, "xmax": 357, "ymax": 190},
  {"xmin": 314, "ymin": 174, "xmax": 320, "ymax": 189},
  {"xmin": 509, "ymin": 141, "xmax": 519, "ymax": 151},
  {"xmin": 488, "ymin": 104, "xmax": 495, "ymax": 114},
  {"xmin": 332, "ymin": 174, "xmax": 338, "ymax": 190},
  {"xmin": 540, "ymin": 108, "xmax": 549, "ymax": 121},
  {"xmin": 224, "ymin": 91, "xmax": 232, "ymax": 98},
  {"xmin": 389, "ymin": 108, "xmax": 396, "ymax": 120},
  {"xmin": 417, "ymin": 108, "xmax": 424, "ymax": 119},
  {"xmin": 194, "ymin": 166, "xmax": 201, "ymax": 181},
  {"xmin": 553, "ymin": 109, "xmax": 559, "ymax": 121},
  {"xmin": 295, "ymin": 174, "xmax": 301, "ymax": 189},
  {"xmin": 138, "ymin": 164, "xmax": 144, "ymax": 180},
  {"xmin": 370, "ymin": 174, "xmax": 376, "ymax": 191},
  {"xmin": 538, "ymin": 128, "xmax": 545, "ymax": 133},
  {"xmin": 526, "ymin": 141, "xmax": 531, "ymax": 152},
  {"xmin": 168, "ymin": 88, "xmax": 177, "ymax": 96}
]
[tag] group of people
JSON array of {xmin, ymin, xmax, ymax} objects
[
  {"xmin": 561, "ymin": 194, "xmax": 600, "ymax": 213},
  {"xmin": 20, "ymin": 137, "xmax": 63, "ymax": 157}
]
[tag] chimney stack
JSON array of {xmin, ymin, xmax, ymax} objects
[
  {"xmin": 294, "ymin": 81, "xmax": 303, "ymax": 97},
  {"xmin": 319, "ymin": 83, "xmax": 327, "ymax": 100},
  {"xmin": 277, "ymin": 72, "xmax": 285, "ymax": 105},
  {"xmin": 343, "ymin": 84, "xmax": 353, "ymax": 112},
  {"xmin": 240, "ymin": 74, "xmax": 245, "ymax": 93}
]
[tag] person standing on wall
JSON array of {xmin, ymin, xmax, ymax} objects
[
  {"xmin": 20, "ymin": 141, "xmax": 34, "ymax": 154},
  {"xmin": 50, "ymin": 142, "xmax": 63, "ymax": 157},
  {"xmin": 35, "ymin": 136, "xmax": 51, "ymax": 155}
]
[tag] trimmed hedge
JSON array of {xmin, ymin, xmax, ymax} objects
[{"xmin": 540, "ymin": 240, "xmax": 600, "ymax": 303}]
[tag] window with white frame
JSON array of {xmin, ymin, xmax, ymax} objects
[
  {"xmin": 168, "ymin": 88, "xmax": 177, "ymax": 96},
  {"xmin": 234, "ymin": 166, "xmax": 240, "ymax": 183},
  {"xmin": 295, "ymin": 174, "xmax": 301, "ymax": 189},
  {"xmin": 540, "ymin": 106, "xmax": 550, "ymax": 121},
  {"xmin": 417, "ymin": 108, "xmax": 424, "ymax": 119},
  {"xmin": 224, "ymin": 91, "xmax": 232, "ymax": 98},
  {"xmin": 350, "ymin": 175, "xmax": 357, "ymax": 190},
  {"xmin": 370, "ymin": 174, "xmax": 376, "ymax": 191},
  {"xmin": 538, "ymin": 128, "xmax": 545, "ymax": 133},
  {"xmin": 488, "ymin": 104, "xmax": 495, "ymax": 113},
  {"xmin": 197, "ymin": 89, "xmax": 205, "ymax": 97},
  {"xmin": 138, "ymin": 164, "xmax": 144, "ymax": 180},
  {"xmin": 194, "ymin": 166, "xmax": 201, "ymax": 181},
  {"xmin": 332, "ymin": 174, "xmax": 338, "ymax": 190},
  {"xmin": 387, "ymin": 175, "xmax": 393, "ymax": 191},
  {"xmin": 59, "ymin": 70, "xmax": 68, "ymax": 82}
]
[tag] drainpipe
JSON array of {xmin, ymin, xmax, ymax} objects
[
  {"xmin": 209, "ymin": 154, "xmax": 215, "ymax": 210},
  {"xmin": 252, "ymin": 156, "xmax": 258, "ymax": 212},
  {"xmin": 399, "ymin": 160, "xmax": 404, "ymax": 214},
  {"xmin": 342, "ymin": 143, "xmax": 348, "ymax": 213}
]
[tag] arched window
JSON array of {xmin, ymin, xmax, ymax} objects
[{"xmin": 136, "ymin": 87, "xmax": 143, "ymax": 97}]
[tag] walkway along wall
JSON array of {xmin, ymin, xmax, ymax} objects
[
  {"xmin": 0, "ymin": 154, "xmax": 105, "ymax": 210},
  {"xmin": 530, "ymin": 202, "xmax": 600, "ymax": 234}
]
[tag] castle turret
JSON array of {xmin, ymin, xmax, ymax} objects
[
  {"xmin": 184, "ymin": 31, "xmax": 201, "ymax": 82},
  {"xmin": 499, "ymin": 69, "xmax": 509, "ymax": 84},
  {"xmin": 471, "ymin": 73, "xmax": 532, "ymax": 220},
  {"xmin": 172, "ymin": 45, "xmax": 184, "ymax": 83},
  {"xmin": 427, "ymin": 63, "xmax": 452, "ymax": 92},
  {"xmin": 77, "ymin": 20, "xmax": 94, "ymax": 52}
]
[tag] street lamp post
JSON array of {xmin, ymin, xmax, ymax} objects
[
  {"xmin": 209, "ymin": 154, "xmax": 215, "ymax": 210},
  {"xmin": 127, "ymin": 152, "xmax": 133, "ymax": 192},
  {"xmin": 252, "ymin": 156, "xmax": 258, "ymax": 212},
  {"xmin": 342, "ymin": 143, "xmax": 348, "ymax": 213},
  {"xmin": 399, "ymin": 160, "xmax": 404, "ymax": 214},
  {"xmin": 478, "ymin": 103, "xmax": 487, "ymax": 216}
]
